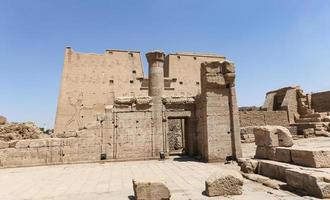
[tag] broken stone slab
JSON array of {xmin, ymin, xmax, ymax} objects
[
  {"xmin": 254, "ymin": 126, "xmax": 293, "ymax": 147},
  {"xmin": 205, "ymin": 169, "xmax": 243, "ymax": 197},
  {"xmin": 286, "ymin": 168, "xmax": 330, "ymax": 198},
  {"xmin": 315, "ymin": 130, "xmax": 330, "ymax": 137},
  {"xmin": 258, "ymin": 160, "xmax": 293, "ymax": 182},
  {"xmin": 262, "ymin": 179, "xmax": 286, "ymax": 190},
  {"xmin": 290, "ymin": 148, "xmax": 330, "ymax": 168},
  {"xmin": 242, "ymin": 173, "xmax": 270, "ymax": 184},
  {"xmin": 132, "ymin": 179, "xmax": 171, "ymax": 200},
  {"xmin": 240, "ymin": 159, "xmax": 258, "ymax": 174}
]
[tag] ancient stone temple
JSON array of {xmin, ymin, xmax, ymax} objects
[{"xmin": 54, "ymin": 47, "xmax": 242, "ymax": 162}]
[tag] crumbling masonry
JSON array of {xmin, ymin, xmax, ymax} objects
[{"xmin": 0, "ymin": 48, "xmax": 242, "ymax": 167}]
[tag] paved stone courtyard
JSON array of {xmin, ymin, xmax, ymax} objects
[{"xmin": 0, "ymin": 156, "xmax": 305, "ymax": 200}]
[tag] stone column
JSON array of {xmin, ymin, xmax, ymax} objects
[{"xmin": 146, "ymin": 51, "xmax": 165, "ymax": 157}]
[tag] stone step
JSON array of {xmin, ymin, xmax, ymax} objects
[
  {"xmin": 300, "ymin": 113, "xmax": 325, "ymax": 119},
  {"xmin": 275, "ymin": 146, "xmax": 330, "ymax": 168},
  {"xmin": 256, "ymin": 159, "xmax": 330, "ymax": 198},
  {"xmin": 296, "ymin": 117, "xmax": 322, "ymax": 123}
]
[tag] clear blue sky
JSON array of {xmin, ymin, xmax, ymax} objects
[{"xmin": 1, "ymin": 0, "xmax": 329, "ymax": 128}]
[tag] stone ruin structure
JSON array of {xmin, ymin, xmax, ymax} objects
[
  {"xmin": 1, "ymin": 47, "xmax": 330, "ymax": 199},
  {"xmin": 54, "ymin": 47, "xmax": 241, "ymax": 162},
  {"xmin": 261, "ymin": 86, "xmax": 330, "ymax": 137},
  {"xmin": 239, "ymin": 86, "xmax": 330, "ymax": 142},
  {"xmin": 0, "ymin": 47, "xmax": 242, "ymax": 167}
]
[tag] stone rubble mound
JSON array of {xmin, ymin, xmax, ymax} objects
[{"xmin": 0, "ymin": 120, "xmax": 44, "ymax": 141}]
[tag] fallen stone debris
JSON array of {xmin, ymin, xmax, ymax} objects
[
  {"xmin": 205, "ymin": 169, "xmax": 244, "ymax": 197},
  {"xmin": 132, "ymin": 179, "xmax": 171, "ymax": 200},
  {"xmin": 239, "ymin": 125, "xmax": 330, "ymax": 199}
]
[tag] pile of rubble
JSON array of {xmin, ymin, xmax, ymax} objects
[
  {"xmin": 294, "ymin": 112, "xmax": 330, "ymax": 137},
  {"xmin": 0, "ymin": 115, "xmax": 46, "ymax": 141}
]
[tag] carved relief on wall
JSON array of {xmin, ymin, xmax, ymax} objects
[{"xmin": 64, "ymin": 91, "xmax": 84, "ymax": 131}]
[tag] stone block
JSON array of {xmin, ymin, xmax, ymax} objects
[
  {"xmin": 15, "ymin": 140, "xmax": 31, "ymax": 148},
  {"xmin": 48, "ymin": 138, "xmax": 62, "ymax": 147},
  {"xmin": 205, "ymin": 169, "xmax": 243, "ymax": 197},
  {"xmin": 29, "ymin": 139, "xmax": 47, "ymax": 148},
  {"xmin": 286, "ymin": 169, "xmax": 330, "ymax": 198},
  {"xmin": 255, "ymin": 146, "xmax": 276, "ymax": 160},
  {"xmin": 291, "ymin": 148, "xmax": 330, "ymax": 168},
  {"xmin": 0, "ymin": 141, "xmax": 9, "ymax": 149},
  {"xmin": 254, "ymin": 126, "xmax": 293, "ymax": 147},
  {"xmin": 258, "ymin": 160, "xmax": 291, "ymax": 182},
  {"xmin": 315, "ymin": 130, "xmax": 330, "ymax": 137},
  {"xmin": 275, "ymin": 147, "xmax": 292, "ymax": 163},
  {"xmin": 132, "ymin": 179, "xmax": 170, "ymax": 200}
]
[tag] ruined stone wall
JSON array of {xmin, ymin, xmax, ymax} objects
[
  {"xmin": 0, "ymin": 134, "xmax": 101, "ymax": 168},
  {"xmin": 0, "ymin": 105, "xmax": 155, "ymax": 167},
  {"xmin": 239, "ymin": 111, "xmax": 289, "ymax": 127},
  {"xmin": 281, "ymin": 88, "xmax": 298, "ymax": 123},
  {"xmin": 199, "ymin": 61, "xmax": 241, "ymax": 162},
  {"xmin": 163, "ymin": 53, "xmax": 225, "ymax": 97},
  {"xmin": 54, "ymin": 48, "xmax": 146, "ymax": 135},
  {"xmin": 311, "ymin": 91, "xmax": 330, "ymax": 112},
  {"xmin": 262, "ymin": 87, "xmax": 299, "ymax": 123},
  {"xmin": 55, "ymin": 49, "xmax": 229, "ymax": 136}
]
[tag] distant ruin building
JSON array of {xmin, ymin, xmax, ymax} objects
[
  {"xmin": 54, "ymin": 47, "xmax": 242, "ymax": 162},
  {"xmin": 240, "ymin": 85, "xmax": 330, "ymax": 142}
]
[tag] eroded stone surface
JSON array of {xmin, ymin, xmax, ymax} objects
[
  {"xmin": 254, "ymin": 126, "xmax": 293, "ymax": 147},
  {"xmin": 205, "ymin": 169, "xmax": 243, "ymax": 197},
  {"xmin": 290, "ymin": 148, "xmax": 330, "ymax": 168},
  {"xmin": 0, "ymin": 116, "xmax": 6, "ymax": 125},
  {"xmin": 133, "ymin": 179, "xmax": 171, "ymax": 200},
  {"xmin": 286, "ymin": 168, "xmax": 330, "ymax": 198},
  {"xmin": 255, "ymin": 146, "xmax": 276, "ymax": 160},
  {"xmin": 240, "ymin": 159, "xmax": 258, "ymax": 174}
]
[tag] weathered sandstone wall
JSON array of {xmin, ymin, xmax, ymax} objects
[
  {"xmin": 239, "ymin": 111, "xmax": 289, "ymax": 127},
  {"xmin": 311, "ymin": 91, "xmax": 330, "ymax": 112}
]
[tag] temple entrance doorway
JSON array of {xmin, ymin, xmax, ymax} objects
[{"xmin": 167, "ymin": 118, "xmax": 187, "ymax": 155}]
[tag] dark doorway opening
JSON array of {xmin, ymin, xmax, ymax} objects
[{"xmin": 167, "ymin": 118, "xmax": 188, "ymax": 155}]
